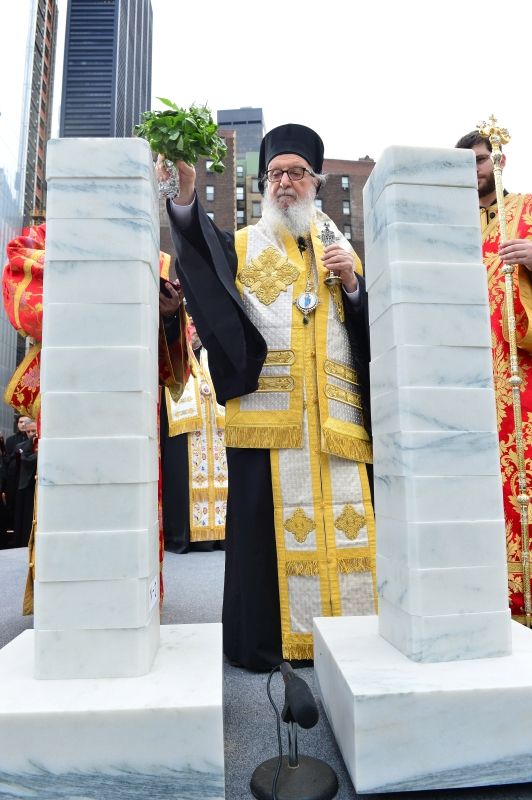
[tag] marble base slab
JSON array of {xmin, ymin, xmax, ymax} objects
[
  {"xmin": 0, "ymin": 624, "xmax": 224, "ymax": 799},
  {"xmin": 314, "ymin": 615, "xmax": 532, "ymax": 793}
]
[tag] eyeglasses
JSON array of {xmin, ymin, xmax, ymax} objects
[{"xmin": 264, "ymin": 166, "xmax": 315, "ymax": 183}]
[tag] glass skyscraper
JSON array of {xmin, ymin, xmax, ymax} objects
[
  {"xmin": 59, "ymin": 0, "xmax": 152, "ymax": 138},
  {"xmin": 217, "ymin": 108, "xmax": 265, "ymax": 158}
]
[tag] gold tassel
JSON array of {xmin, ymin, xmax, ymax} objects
[
  {"xmin": 338, "ymin": 556, "xmax": 373, "ymax": 574},
  {"xmin": 321, "ymin": 426, "xmax": 373, "ymax": 464},
  {"xmin": 190, "ymin": 487, "xmax": 228, "ymax": 501},
  {"xmin": 283, "ymin": 642, "xmax": 314, "ymax": 661},
  {"xmin": 168, "ymin": 417, "xmax": 203, "ymax": 437},
  {"xmin": 225, "ymin": 424, "xmax": 302, "ymax": 450},
  {"xmin": 285, "ymin": 560, "xmax": 320, "ymax": 576},
  {"xmin": 190, "ymin": 527, "xmax": 225, "ymax": 542}
]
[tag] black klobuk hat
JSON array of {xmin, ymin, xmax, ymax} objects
[{"xmin": 258, "ymin": 123, "xmax": 324, "ymax": 193}]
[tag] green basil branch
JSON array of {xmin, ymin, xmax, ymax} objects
[{"xmin": 134, "ymin": 98, "xmax": 227, "ymax": 173}]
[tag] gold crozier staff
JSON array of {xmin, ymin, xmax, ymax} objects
[{"xmin": 477, "ymin": 115, "xmax": 531, "ymax": 626}]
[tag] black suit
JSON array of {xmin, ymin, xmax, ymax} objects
[
  {"xmin": 13, "ymin": 437, "xmax": 37, "ymax": 548},
  {"xmin": 4, "ymin": 431, "xmax": 26, "ymax": 536}
]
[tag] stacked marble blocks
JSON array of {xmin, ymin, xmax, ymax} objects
[
  {"xmin": 366, "ymin": 145, "xmax": 510, "ymax": 662},
  {"xmin": 0, "ymin": 139, "xmax": 224, "ymax": 799},
  {"xmin": 37, "ymin": 138, "xmax": 162, "ymax": 679},
  {"xmin": 312, "ymin": 147, "xmax": 532, "ymax": 794}
]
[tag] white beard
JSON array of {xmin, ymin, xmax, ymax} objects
[{"xmin": 261, "ymin": 188, "xmax": 317, "ymax": 239}]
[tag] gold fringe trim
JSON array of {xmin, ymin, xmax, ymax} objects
[
  {"xmin": 321, "ymin": 426, "xmax": 373, "ymax": 464},
  {"xmin": 337, "ymin": 556, "xmax": 374, "ymax": 574},
  {"xmin": 285, "ymin": 560, "xmax": 319, "ymax": 577},
  {"xmin": 168, "ymin": 416, "xmax": 203, "ymax": 437},
  {"xmin": 224, "ymin": 424, "xmax": 302, "ymax": 450},
  {"xmin": 282, "ymin": 642, "xmax": 314, "ymax": 661},
  {"xmin": 190, "ymin": 527, "xmax": 225, "ymax": 542},
  {"xmin": 190, "ymin": 486, "xmax": 228, "ymax": 501}
]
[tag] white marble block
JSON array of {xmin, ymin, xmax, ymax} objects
[
  {"xmin": 362, "ymin": 145, "xmax": 510, "ymax": 662},
  {"xmin": 315, "ymin": 145, "xmax": 519, "ymax": 795},
  {"xmin": 35, "ymin": 137, "xmax": 162, "ymax": 679},
  {"xmin": 314, "ymin": 616, "xmax": 531, "ymax": 793},
  {"xmin": 0, "ymin": 625, "xmax": 225, "ymax": 798}
]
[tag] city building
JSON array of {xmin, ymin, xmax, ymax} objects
[
  {"xmin": 159, "ymin": 130, "xmax": 236, "ymax": 262},
  {"xmin": 320, "ymin": 156, "xmax": 375, "ymax": 263},
  {"xmin": 24, "ymin": 0, "xmax": 58, "ymax": 227},
  {"xmin": 0, "ymin": 1, "xmax": 58, "ymax": 434},
  {"xmin": 60, "ymin": 0, "xmax": 152, "ymax": 138},
  {"xmin": 217, "ymin": 108, "xmax": 265, "ymax": 158}
]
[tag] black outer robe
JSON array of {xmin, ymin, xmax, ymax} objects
[{"xmin": 168, "ymin": 199, "xmax": 372, "ymax": 671}]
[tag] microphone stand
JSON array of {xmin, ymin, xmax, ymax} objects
[{"xmin": 250, "ymin": 679, "xmax": 338, "ymax": 800}]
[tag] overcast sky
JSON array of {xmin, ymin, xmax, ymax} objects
[{"xmin": 50, "ymin": 0, "xmax": 530, "ymax": 192}]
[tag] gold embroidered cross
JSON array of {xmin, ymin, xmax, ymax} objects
[
  {"xmin": 335, "ymin": 504, "xmax": 365, "ymax": 541},
  {"xmin": 239, "ymin": 247, "xmax": 299, "ymax": 305},
  {"xmin": 284, "ymin": 508, "xmax": 316, "ymax": 543}
]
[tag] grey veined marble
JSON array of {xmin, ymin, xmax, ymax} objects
[
  {"xmin": 364, "ymin": 144, "xmax": 510, "ymax": 662},
  {"xmin": 315, "ymin": 145, "xmax": 520, "ymax": 798},
  {"xmin": 0, "ymin": 766, "xmax": 224, "ymax": 800}
]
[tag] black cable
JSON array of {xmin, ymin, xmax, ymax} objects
[{"xmin": 266, "ymin": 664, "xmax": 283, "ymax": 800}]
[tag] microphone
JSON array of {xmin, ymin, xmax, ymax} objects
[
  {"xmin": 297, "ymin": 236, "xmax": 307, "ymax": 255},
  {"xmin": 279, "ymin": 661, "xmax": 319, "ymax": 729}
]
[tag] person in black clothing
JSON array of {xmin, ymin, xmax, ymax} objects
[
  {"xmin": 0, "ymin": 435, "xmax": 9, "ymax": 549},
  {"xmin": 3, "ymin": 415, "xmax": 30, "ymax": 545},
  {"xmin": 12, "ymin": 419, "xmax": 38, "ymax": 548},
  {"xmin": 159, "ymin": 123, "xmax": 376, "ymax": 671}
]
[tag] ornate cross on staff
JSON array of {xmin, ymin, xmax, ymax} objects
[
  {"xmin": 477, "ymin": 115, "xmax": 531, "ymax": 626},
  {"xmin": 477, "ymin": 115, "xmax": 510, "ymax": 241}
]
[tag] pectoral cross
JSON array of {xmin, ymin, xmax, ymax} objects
[{"xmin": 319, "ymin": 222, "xmax": 341, "ymax": 287}]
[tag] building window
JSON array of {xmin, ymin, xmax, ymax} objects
[
  {"xmin": 237, "ymin": 210, "xmax": 245, "ymax": 224},
  {"xmin": 236, "ymin": 165, "xmax": 244, "ymax": 178},
  {"xmin": 251, "ymin": 178, "xmax": 260, "ymax": 193},
  {"xmin": 252, "ymin": 201, "xmax": 261, "ymax": 217},
  {"xmin": 341, "ymin": 176, "xmax": 349, "ymax": 190},
  {"xmin": 314, "ymin": 198, "xmax": 323, "ymax": 211},
  {"xmin": 206, "ymin": 160, "xmax": 214, "ymax": 172},
  {"xmin": 206, "ymin": 185, "xmax": 214, "ymax": 201},
  {"xmin": 236, "ymin": 186, "xmax": 244, "ymax": 201},
  {"xmin": 342, "ymin": 200, "xmax": 350, "ymax": 215},
  {"xmin": 206, "ymin": 212, "xmax": 214, "ymax": 221},
  {"xmin": 343, "ymin": 225, "xmax": 352, "ymax": 240}
]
